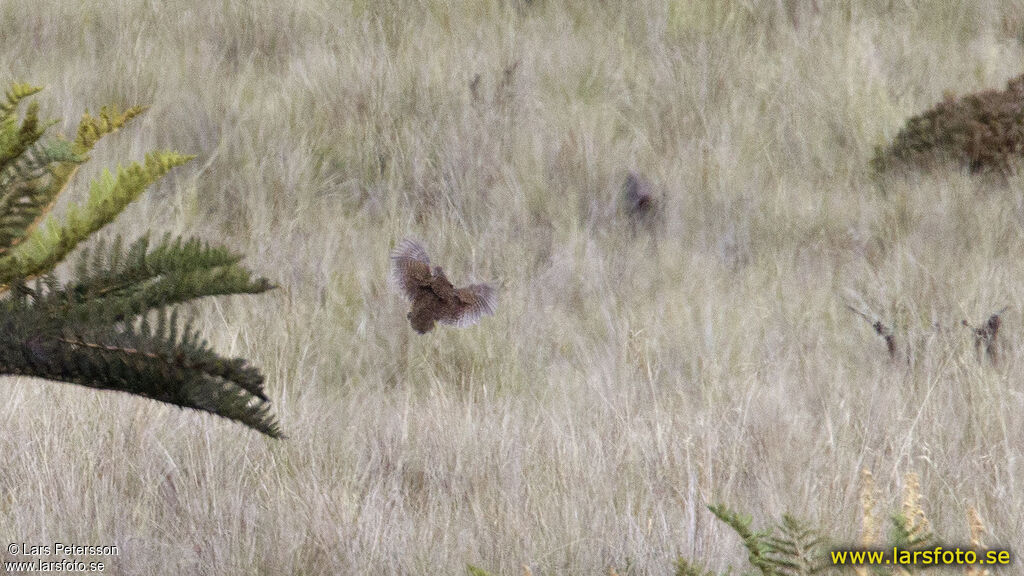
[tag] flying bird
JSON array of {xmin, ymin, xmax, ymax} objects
[{"xmin": 390, "ymin": 239, "xmax": 497, "ymax": 334}]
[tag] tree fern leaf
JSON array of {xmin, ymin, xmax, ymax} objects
[
  {"xmin": 2, "ymin": 326, "xmax": 280, "ymax": 438},
  {"xmin": 0, "ymin": 84, "xmax": 282, "ymax": 438},
  {"xmin": 54, "ymin": 266, "xmax": 271, "ymax": 329},
  {"xmin": 64, "ymin": 321, "xmax": 269, "ymax": 402},
  {"xmin": 108, "ymin": 234, "xmax": 124, "ymax": 272},
  {"xmin": 155, "ymin": 306, "xmax": 167, "ymax": 340},
  {"xmin": 0, "ymin": 101, "xmax": 60, "ymax": 174},
  {"xmin": 889, "ymin": 514, "xmax": 934, "ymax": 550},
  {"xmin": 73, "ymin": 105, "xmax": 147, "ymax": 154},
  {"xmin": 0, "ymin": 139, "xmax": 87, "ymax": 257},
  {"xmin": 709, "ymin": 504, "xmax": 777, "ymax": 576},
  {"xmin": 0, "ymin": 83, "xmax": 43, "ymax": 121},
  {"xmin": 761, "ymin": 515, "xmax": 831, "ymax": 576},
  {"xmin": 33, "ymin": 233, "xmax": 273, "ymax": 327},
  {"xmin": 15, "ymin": 101, "xmax": 58, "ymax": 151},
  {"xmin": 674, "ymin": 558, "xmax": 720, "ymax": 576},
  {"xmin": 0, "ymin": 151, "xmax": 194, "ymax": 284},
  {"xmin": 0, "ymin": 140, "xmax": 82, "ymax": 194}
]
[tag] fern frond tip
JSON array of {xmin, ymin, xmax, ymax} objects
[
  {"xmin": 0, "ymin": 83, "xmax": 44, "ymax": 119},
  {"xmin": 73, "ymin": 104, "xmax": 152, "ymax": 153}
]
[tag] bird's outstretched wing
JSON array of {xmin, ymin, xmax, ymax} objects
[
  {"xmin": 390, "ymin": 239, "xmax": 432, "ymax": 302},
  {"xmin": 442, "ymin": 283, "xmax": 497, "ymax": 327}
]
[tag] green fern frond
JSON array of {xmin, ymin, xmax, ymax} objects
[
  {"xmin": 66, "ymin": 233, "xmax": 255, "ymax": 297},
  {"xmin": 697, "ymin": 506, "xmax": 833, "ymax": 576},
  {"xmin": 687, "ymin": 482, "xmax": 989, "ymax": 576},
  {"xmin": 0, "ymin": 151, "xmax": 194, "ymax": 284},
  {"xmin": 0, "ymin": 98, "xmax": 60, "ymax": 172},
  {"xmin": 74, "ymin": 104, "xmax": 147, "ymax": 154},
  {"xmin": 763, "ymin": 515, "xmax": 830, "ymax": 576},
  {"xmin": 889, "ymin": 514, "xmax": 934, "ymax": 551},
  {"xmin": 0, "ymin": 82, "xmax": 281, "ymax": 438},
  {"xmin": 0, "ymin": 83, "xmax": 43, "ymax": 121},
  {"xmin": 0, "ymin": 105, "xmax": 152, "ymax": 249},
  {"xmin": 42, "ymin": 234, "xmax": 274, "ymax": 328},
  {"xmin": 0, "ymin": 140, "xmax": 86, "ymax": 256},
  {"xmin": 8, "ymin": 324, "xmax": 280, "ymax": 438},
  {"xmin": 709, "ymin": 504, "xmax": 778, "ymax": 575},
  {"xmin": 16, "ymin": 101, "xmax": 58, "ymax": 149},
  {"xmin": 465, "ymin": 565, "xmax": 494, "ymax": 576},
  {"xmin": 0, "ymin": 295, "xmax": 279, "ymax": 436},
  {"xmin": 674, "ymin": 557, "xmax": 721, "ymax": 576}
]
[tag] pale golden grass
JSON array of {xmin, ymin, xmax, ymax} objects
[
  {"xmin": 857, "ymin": 469, "xmax": 995, "ymax": 575},
  {"xmin": 855, "ymin": 469, "xmax": 877, "ymax": 576},
  {"xmin": 967, "ymin": 506, "xmax": 991, "ymax": 576},
  {"xmin": 1, "ymin": 1, "xmax": 1023, "ymax": 574}
]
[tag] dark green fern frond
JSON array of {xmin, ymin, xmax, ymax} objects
[
  {"xmin": 0, "ymin": 306, "xmax": 279, "ymax": 437},
  {"xmin": 683, "ymin": 506, "xmax": 834, "ymax": 576},
  {"xmin": 35, "ymin": 234, "xmax": 274, "ymax": 327},
  {"xmin": 0, "ymin": 81, "xmax": 281, "ymax": 438},
  {"xmin": 70, "ymin": 234, "xmax": 252, "ymax": 293},
  {"xmin": 23, "ymin": 335, "xmax": 277, "ymax": 437},
  {"xmin": 0, "ymin": 151, "xmax": 195, "ymax": 285},
  {"xmin": 763, "ymin": 515, "xmax": 831, "ymax": 575},
  {"xmin": 0, "ymin": 140, "xmax": 86, "ymax": 256},
  {"xmin": 709, "ymin": 504, "xmax": 777, "ymax": 576},
  {"xmin": 57, "ymin": 266, "xmax": 272, "ymax": 331}
]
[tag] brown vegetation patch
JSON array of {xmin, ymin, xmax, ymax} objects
[{"xmin": 873, "ymin": 74, "xmax": 1024, "ymax": 174}]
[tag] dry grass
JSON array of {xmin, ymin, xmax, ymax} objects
[{"xmin": 1, "ymin": 1, "xmax": 1023, "ymax": 574}]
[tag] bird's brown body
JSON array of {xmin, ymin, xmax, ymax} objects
[{"xmin": 390, "ymin": 239, "xmax": 497, "ymax": 334}]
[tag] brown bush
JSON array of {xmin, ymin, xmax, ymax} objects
[{"xmin": 872, "ymin": 73, "xmax": 1024, "ymax": 174}]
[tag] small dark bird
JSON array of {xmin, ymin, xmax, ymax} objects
[
  {"xmin": 622, "ymin": 171, "xmax": 664, "ymax": 240},
  {"xmin": 623, "ymin": 171, "xmax": 655, "ymax": 215},
  {"xmin": 390, "ymin": 239, "xmax": 497, "ymax": 334}
]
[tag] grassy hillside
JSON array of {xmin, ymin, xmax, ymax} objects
[{"xmin": 1, "ymin": 1, "xmax": 1023, "ymax": 573}]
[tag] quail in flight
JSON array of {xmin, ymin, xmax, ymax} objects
[{"xmin": 390, "ymin": 238, "xmax": 497, "ymax": 334}]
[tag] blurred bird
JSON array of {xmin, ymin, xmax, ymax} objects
[
  {"xmin": 623, "ymin": 170, "xmax": 655, "ymax": 216},
  {"xmin": 390, "ymin": 239, "xmax": 497, "ymax": 334},
  {"xmin": 622, "ymin": 171, "xmax": 663, "ymax": 240}
]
